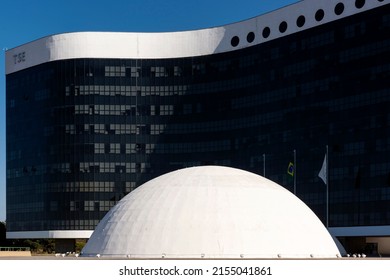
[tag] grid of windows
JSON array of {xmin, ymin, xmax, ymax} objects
[{"xmin": 6, "ymin": 5, "xmax": 390, "ymax": 232}]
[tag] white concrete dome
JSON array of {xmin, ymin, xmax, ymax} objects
[{"xmin": 81, "ymin": 166, "xmax": 340, "ymax": 258}]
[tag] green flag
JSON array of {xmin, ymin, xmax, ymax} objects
[{"xmin": 287, "ymin": 162, "xmax": 294, "ymax": 176}]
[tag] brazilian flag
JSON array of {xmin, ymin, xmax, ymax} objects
[{"xmin": 287, "ymin": 162, "xmax": 294, "ymax": 176}]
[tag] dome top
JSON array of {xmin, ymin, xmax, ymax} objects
[{"xmin": 81, "ymin": 166, "xmax": 340, "ymax": 258}]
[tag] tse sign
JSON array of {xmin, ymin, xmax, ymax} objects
[{"xmin": 13, "ymin": 52, "xmax": 26, "ymax": 64}]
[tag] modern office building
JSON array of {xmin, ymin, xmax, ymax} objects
[{"xmin": 5, "ymin": 0, "xmax": 390, "ymax": 253}]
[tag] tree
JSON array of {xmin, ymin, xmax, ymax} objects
[{"xmin": 75, "ymin": 240, "xmax": 87, "ymax": 253}]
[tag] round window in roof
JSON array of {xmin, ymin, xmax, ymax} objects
[
  {"xmin": 315, "ymin": 9, "xmax": 325, "ymax": 22},
  {"xmin": 355, "ymin": 0, "xmax": 365, "ymax": 8},
  {"xmin": 247, "ymin": 32, "xmax": 255, "ymax": 43},
  {"xmin": 279, "ymin": 21, "xmax": 288, "ymax": 33},
  {"xmin": 231, "ymin": 36, "xmax": 240, "ymax": 47},
  {"xmin": 334, "ymin": 3, "xmax": 345, "ymax": 15},
  {"xmin": 262, "ymin": 27, "xmax": 271, "ymax": 39},
  {"xmin": 296, "ymin": 15, "xmax": 305, "ymax": 28}
]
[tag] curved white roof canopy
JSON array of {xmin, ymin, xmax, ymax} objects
[
  {"xmin": 6, "ymin": 0, "xmax": 388, "ymax": 74},
  {"xmin": 81, "ymin": 166, "xmax": 341, "ymax": 258}
]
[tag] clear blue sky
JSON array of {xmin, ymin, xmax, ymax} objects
[{"xmin": 0, "ymin": 0, "xmax": 297, "ymax": 222}]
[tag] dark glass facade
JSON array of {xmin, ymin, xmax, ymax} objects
[{"xmin": 6, "ymin": 4, "xmax": 390, "ymax": 233}]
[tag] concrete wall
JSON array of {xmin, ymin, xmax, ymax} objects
[
  {"xmin": 366, "ymin": 237, "xmax": 390, "ymax": 256},
  {"xmin": 0, "ymin": 251, "xmax": 31, "ymax": 257}
]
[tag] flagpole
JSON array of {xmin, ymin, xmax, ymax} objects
[
  {"xmin": 326, "ymin": 145, "xmax": 329, "ymax": 228},
  {"xmin": 293, "ymin": 149, "xmax": 296, "ymax": 195}
]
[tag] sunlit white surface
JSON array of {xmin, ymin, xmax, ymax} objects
[
  {"xmin": 6, "ymin": 0, "xmax": 388, "ymax": 74},
  {"xmin": 82, "ymin": 166, "xmax": 340, "ymax": 258}
]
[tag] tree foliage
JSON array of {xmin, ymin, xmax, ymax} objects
[
  {"xmin": 75, "ymin": 240, "xmax": 86, "ymax": 253},
  {"xmin": 10, "ymin": 239, "xmax": 55, "ymax": 254}
]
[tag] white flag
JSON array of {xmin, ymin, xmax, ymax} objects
[{"xmin": 318, "ymin": 155, "xmax": 327, "ymax": 185}]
